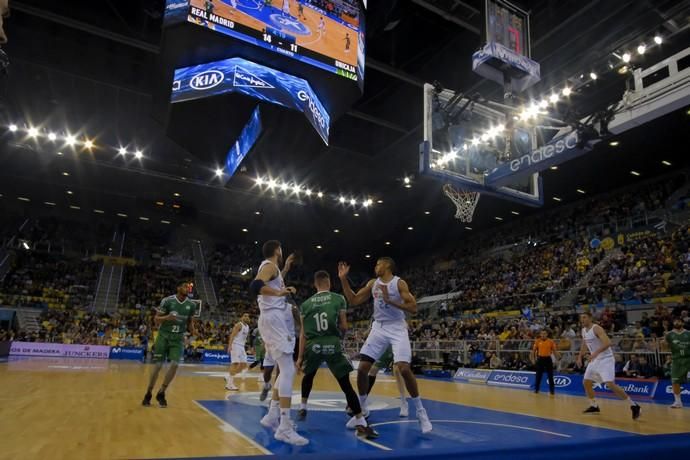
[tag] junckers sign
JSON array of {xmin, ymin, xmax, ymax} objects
[
  {"xmin": 10, "ymin": 342, "xmax": 110, "ymax": 359},
  {"xmin": 171, "ymin": 57, "xmax": 330, "ymax": 145},
  {"xmin": 485, "ymin": 130, "xmax": 591, "ymax": 187}
]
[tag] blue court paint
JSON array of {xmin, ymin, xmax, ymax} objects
[{"xmin": 197, "ymin": 392, "xmax": 636, "ymax": 457}]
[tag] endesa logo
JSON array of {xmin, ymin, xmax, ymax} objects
[
  {"xmin": 553, "ymin": 376, "xmax": 572, "ymax": 387},
  {"xmin": 297, "ymin": 90, "xmax": 327, "ymax": 130},
  {"xmin": 509, "ymin": 130, "xmax": 579, "ymax": 172},
  {"xmin": 493, "ymin": 373, "xmax": 530, "ymax": 384},
  {"xmin": 190, "ymin": 70, "xmax": 224, "ymax": 90}
]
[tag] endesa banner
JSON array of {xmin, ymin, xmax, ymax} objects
[
  {"xmin": 486, "ymin": 369, "xmax": 535, "ymax": 389},
  {"xmin": 10, "ymin": 342, "xmax": 110, "ymax": 359},
  {"xmin": 171, "ymin": 57, "xmax": 330, "ymax": 145},
  {"xmin": 109, "ymin": 346, "xmax": 145, "ymax": 361}
]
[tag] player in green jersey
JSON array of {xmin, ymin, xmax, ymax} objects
[
  {"xmin": 296, "ymin": 270, "xmax": 378, "ymax": 439},
  {"xmin": 142, "ymin": 282, "xmax": 198, "ymax": 407},
  {"xmin": 666, "ymin": 318, "xmax": 690, "ymax": 408}
]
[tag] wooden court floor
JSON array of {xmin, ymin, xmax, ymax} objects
[{"xmin": 1, "ymin": 357, "xmax": 689, "ymax": 460}]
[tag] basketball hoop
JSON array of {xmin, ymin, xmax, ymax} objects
[{"xmin": 443, "ymin": 184, "xmax": 480, "ymax": 222}]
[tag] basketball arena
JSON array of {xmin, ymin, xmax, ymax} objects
[{"xmin": 1, "ymin": 1, "xmax": 690, "ymax": 459}]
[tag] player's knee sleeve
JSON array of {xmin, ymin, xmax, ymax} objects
[{"xmin": 275, "ymin": 353, "xmax": 295, "ymax": 398}]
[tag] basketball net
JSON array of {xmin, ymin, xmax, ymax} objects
[{"xmin": 443, "ymin": 184, "xmax": 480, "ymax": 222}]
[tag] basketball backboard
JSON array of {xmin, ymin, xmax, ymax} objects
[{"xmin": 420, "ymin": 83, "xmax": 543, "ymax": 208}]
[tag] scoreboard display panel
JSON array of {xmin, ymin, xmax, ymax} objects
[
  {"xmin": 484, "ymin": 0, "xmax": 530, "ymax": 58},
  {"xmin": 186, "ymin": 0, "xmax": 364, "ymax": 84}
]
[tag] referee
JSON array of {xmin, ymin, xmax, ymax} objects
[{"xmin": 532, "ymin": 330, "xmax": 561, "ymax": 394}]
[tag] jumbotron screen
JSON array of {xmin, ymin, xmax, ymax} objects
[{"xmin": 187, "ymin": 0, "xmax": 364, "ymax": 84}]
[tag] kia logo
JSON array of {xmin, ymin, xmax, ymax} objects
[
  {"xmin": 190, "ymin": 70, "xmax": 224, "ymax": 90},
  {"xmin": 553, "ymin": 376, "xmax": 571, "ymax": 387}
]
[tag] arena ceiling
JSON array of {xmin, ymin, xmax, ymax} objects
[{"xmin": 1, "ymin": 0, "xmax": 690, "ymax": 264}]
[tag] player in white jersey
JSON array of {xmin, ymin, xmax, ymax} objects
[
  {"xmin": 282, "ymin": 0, "xmax": 290, "ymax": 16},
  {"xmin": 338, "ymin": 257, "xmax": 432, "ymax": 433},
  {"xmin": 248, "ymin": 240, "xmax": 308, "ymax": 446},
  {"xmin": 224, "ymin": 313, "xmax": 251, "ymax": 391},
  {"xmin": 577, "ymin": 311, "xmax": 641, "ymax": 419}
]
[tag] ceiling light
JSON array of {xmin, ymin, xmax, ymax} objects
[
  {"xmin": 83, "ymin": 140, "xmax": 94, "ymax": 149},
  {"xmin": 117, "ymin": 147, "xmax": 127, "ymax": 155},
  {"xmin": 589, "ymin": 72, "xmax": 597, "ymax": 80},
  {"xmin": 48, "ymin": 132, "xmax": 57, "ymax": 141},
  {"xmin": 333, "ymin": 229, "xmax": 340, "ymax": 233},
  {"xmin": 56, "ymin": 151, "xmax": 63, "ymax": 156},
  {"xmin": 305, "ymin": 189, "xmax": 312, "ymax": 196},
  {"xmin": 424, "ymin": 211, "xmax": 430, "ymax": 215},
  {"xmin": 404, "ymin": 184, "xmax": 412, "ymax": 189},
  {"xmin": 255, "ymin": 211, "xmax": 261, "ymax": 215},
  {"xmin": 339, "ymin": 196, "xmax": 346, "ymax": 203},
  {"xmin": 8, "ymin": 124, "xmax": 17, "ymax": 132},
  {"xmin": 494, "ymin": 216, "xmax": 503, "ymax": 221},
  {"xmin": 407, "ymin": 226, "xmax": 413, "ymax": 230},
  {"xmin": 465, "ymin": 226, "xmax": 472, "ymax": 230},
  {"xmin": 353, "ymin": 213, "xmax": 360, "ymax": 217},
  {"xmin": 511, "ymin": 211, "xmax": 519, "ymax": 215},
  {"xmin": 267, "ymin": 179, "xmax": 277, "ymax": 189},
  {"xmin": 654, "ymin": 35, "xmax": 663, "ymax": 45},
  {"xmin": 317, "ymin": 192, "xmax": 323, "ymax": 198},
  {"xmin": 550, "ymin": 166, "xmax": 558, "ymax": 170},
  {"xmin": 93, "ymin": 209, "xmax": 105, "ymax": 214},
  {"xmin": 65, "ymin": 135, "xmax": 77, "ymax": 146},
  {"xmin": 385, "ymin": 241, "xmax": 391, "ymax": 245},
  {"xmin": 618, "ymin": 65, "xmax": 629, "ymax": 75},
  {"xmin": 661, "ymin": 160, "xmax": 671, "ymax": 166},
  {"xmin": 17, "ymin": 196, "xmax": 30, "ymax": 202},
  {"xmin": 173, "ymin": 192, "xmax": 180, "ymax": 197},
  {"xmin": 155, "ymin": 201, "xmax": 164, "ymax": 206},
  {"xmin": 28, "ymin": 127, "xmax": 39, "ymax": 137},
  {"xmin": 215, "ymin": 168, "xmax": 223, "ymax": 177},
  {"xmin": 630, "ymin": 170, "xmax": 640, "ymax": 176},
  {"xmin": 117, "ymin": 213, "xmax": 127, "ymax": 217},
  {"xmin": 66, "ymin": 190, "xmax": 73, "ymax": 195},
  {"xmin": 172, "ymin": 204, "xmax": 180, "ymax": 209},
  {"xmin": 471, "ymin": 138, "xmax": 480, "ymax": 145},
  {"xmin": 609, "ymin": 141, "xmax": 619, "ymax": 146},
  {"xmin": 134, "ymin": 150, "xmax": 143, "ymax": 159},
  {"xmin": 562, "ymin": 87, "xmax": 572, "ymax": 96},
  {"xmin": 139, "ymin": 216, "xmax": 149, "ymax": 221},
  {"xmin": 553, "ymin": 197, "xmax": 562, "ymax": 202},
  {"xmin": 403, "ymin": 177, "xmax": 410, "ymax": 184},
  {"xmin": 622, "ymin": 52, "xmax": 631, "ymax": 62},
  {"xmin": 255, "ymin": 177, "xmax": 264, "ymax": 185},
  {"xmin": 316, "ymin": 245, "xmax": 322, "ymax": 249},
  {"xmin": 377, "ymin": 199, "xmax": 383, "ymax": 204},
  {"xmin": 637, "ymin": 44, "xmax": 646, "ymax": 55},
  {"xmin": 549, "ymin": 93, "xmax": 559, "ymax": 104},
  {"xmin": 62, "ymin": 172, "xmax": 70, "ymax": 176},
  {"xmin": 365, "ymin": 254, "xmax": 371, "ymax": 259},
  {"xmin": 292, "ymin": 184, "xmax": 301, "ymax": 194},
  {"xmin": 280, "ymin": 183, "xmax": 289, "ymax": 192},
  {"xmin": 69, "ymin": 205, "xmax": 80, "ymax": 210},
  {"xmin": 242, "ymin": 228, "xmax": 248, "ymax": 232},
  {"xmin": 44, "ymin": 201, "xmax": 56, "ymax": 206},
  {"xmin": 577, "ymin": 189, "xmax": 586, "ymax": 194},
  {"xmin": 161, "ymin": 220, "xmax": 171, "ymax": 224},
  {"xmin": 349, "ymin": 198, "xmax": 357, "ymax": 206}
]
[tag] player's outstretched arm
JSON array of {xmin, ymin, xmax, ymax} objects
[
  {"xmin": 381, "ymin": 279, "xmax": 417, "ymax": 314},
  {"xmin": 337, "ymin": 262, "xmax": 373, "ymax": 306},
  {"xmin": 281, "ymin": 253, "xmax": 296, "ymax": 278}
]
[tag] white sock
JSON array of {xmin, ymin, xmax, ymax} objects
[
  {"xmin": 270, "ymin": 400, "xmax": 280, "ymax": 412},
  {"xmin": 359, "ymin": 394, "xmax": 368, "ymax": 408},
  {"xmin": 226, "ymin": 374, "xmax": 234, "ymax": 384},
  {"xmin": 411, "ymin": 396, "xmax": 424, "ymax": 411},
  {"xmin": 279, "ymin": 408, "xmax": 291, "ymax": 427},
  {"xmin": 626, "ymin": 397, "xmax": 637, "ymax": 406},
  {"xmin": 354, "ymin": 415, "xmax": 367, "ymax": 427},
  {"xmin": 674, "ymin": 394, "xmax": 682, "ymax": 403},
  {"xmin": 300, "ymin": 402, "xmax": 307, "ymax": 410},
  {"xmin": 590, "ymin": 399, "xmax": 597, "ymax": 407}
]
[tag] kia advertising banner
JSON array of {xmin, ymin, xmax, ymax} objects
[{"xmin": 10, "ymin": 342, "xmax": 110, "ymax": 359}]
